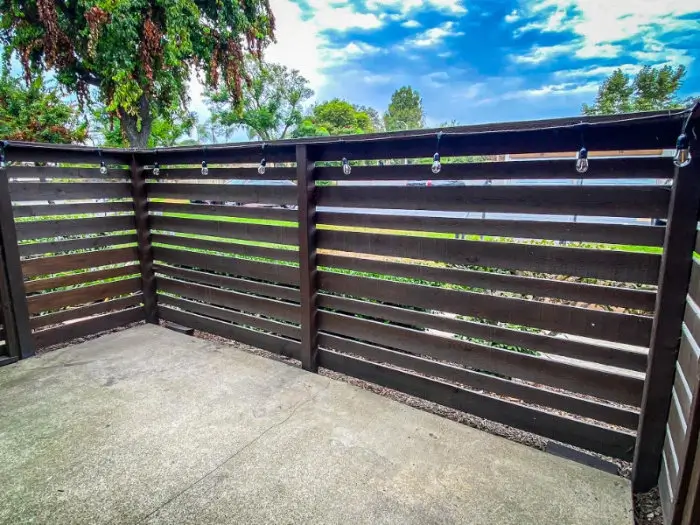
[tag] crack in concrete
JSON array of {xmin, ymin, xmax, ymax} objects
[{"xmin": 132, "ymin": 378, "xmax": 332, "ymax": 524}]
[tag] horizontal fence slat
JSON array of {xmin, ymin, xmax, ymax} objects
[
  {"xmin": 320, "ymin": 272, "xmax": 652, "ymax": 348},
  {"xmin": 689, "ymin": 258, "xmax": 700, "ymax": 307},
  {"xmin": 12, "ymin": 201, "xmax": 135, "ymax": 218},
  {"xmin": 150, "ymin": 216, "xmax": 298, "ymax": 245},
  {"xmin": 34, "ymin": 307, "xmax": 143, "ymax": 348},
  {"xmin": 674, "ymin": 367, "xmax": 693, "ymax": 424},
  {"xmin": 159, "ymin": 306, "xmax": 300, "ymax": 359},
  {"xmin": 30, "ymin": 294, "xmax": 142, "ymax": 329},
  {"xmin": 317, "ymin": 212, "xmax": 666, "ymax": 247},
  {"xmin": 147, "ymin": 183, "xmax": 297, "ymax": 205},
  {"xmin": 154, "ymin": 247, "xmax": 299, "ymax": 286},
  {"xmin": 10, "ymin": 183, "xmax": 132, "ymax": 201},
  {"xmin": 668, "ymin": 391, "xmax": 687, "ymax": 462},
  {"xmin": 22, "ymin": 247, "xmax": 138, "ymax": 278},
  {"xmin": 679, "ymin": 324, "xmax": 700, "ymax": 393},
  {"xmin": 7, "ymin": 166, "xmax": 129, "ymax": 180},
  {"xmin": 16, "ymin": 216, "xmax": 135, "ymax": 241},
  {"xmin": 319, "ymin": 311, "xmax": 643, "ymax": 406},
  {"xmin": 314, "ymin": 158, "xmax": 673, "ymax": 181},
  {"xmin": 151, "ymin": 234, "xmax": 298, "ymax": 263},
  {"xmin": 154, "ymin": 264, "xmax": 300, "ymax": 302},
  {"xmin": 148, "ymin": 202, "xmax": 296, "ymax": 222},
  {"xmin": 318, "ymin": 231, "xmax": 661, "ymax": 284},
  {"xmin": 317, "ymin": 254, "xmax": 656, "ymax": 311},
  {"xmin": 159, "ymin": 277, "xmax": 299, "ymax": 323},
  {"xmin": 154, "ymin": 167, "xmax": 295, "ymax": 180},
  {"xmin": 25, "ymin": 264, "xmax": 140, "ymax": 294},
  {"xmin": 659, "ymin": 455, "xmax": 674, "ymax": 519},
  {"xmin": 27, "ymin": 278, "xmax": 142, "ymax": 315},
  {"xmin": 318, "ymin": 349, "xmax": 636, "ymax": 460},
  {"xmin": 19, "ymin": 234, "xmax": 137, "ymax": 258},
  {"xmin": 319, "ymin": 230, "xmax": 661, "ymax": 284},
  {"xmin": 319, "ymin": 333, "xmax": 639, "ymax": 430},
  {"xmin": 318, "ymin": 294, "xmax": 647, "ymax": 372},
  {"xmin": 159, "ymin": 295, "xmax": 300, "ymax": 340},
  {"xmin": 317, "ymin": 185, "xmax": 670, "ymax": 218}
]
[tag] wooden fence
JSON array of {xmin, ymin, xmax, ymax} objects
[{"xmin": 0, "ymin": 107, "xmax": 698, "ymax": 501}]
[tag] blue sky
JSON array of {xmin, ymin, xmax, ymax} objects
[{"xmin": 212, "ymin": 0, "xmax": 699, "ymax": 127}]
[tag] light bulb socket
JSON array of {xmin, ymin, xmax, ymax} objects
[
  {"xmin": 677, "ymin": 133, "xmax": 689, "ymax": 150},
  {"xmin": 577, "ymin": 147, "xmax": 588, "ymax": 160},
  {"xmin": 433, "ymin": 152, "xmax": 440, "ymax": 162},
  {"xmin": 260, "ymin": 158, "xmax": 266, "ymax": 167},
  {"xmin": 201, "ymin": 160, "xmax": 207, "ymax": 168}
]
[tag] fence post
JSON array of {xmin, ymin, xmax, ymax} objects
[
  {"xmin": 129, "ymin": 154, "xmax": 158, "ymax": 324},
  {"xmin": 633, "ymin": 135, "xmax": 700, "ymax": 492},
  {"xmin": 0, "ymin": 146, "xmax": 35, "ymax": 358},
  {"xmin": 296, "ymin": 144, "xmax": 319, "ymax": 372}
]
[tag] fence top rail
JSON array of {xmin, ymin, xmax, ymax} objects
[{"xmin": 1, "ymin": 105, "xmax": 696, "ymax": 164}]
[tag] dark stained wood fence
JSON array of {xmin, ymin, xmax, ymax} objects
[{"xmin": 1, "ymin": 107, "xmax": 698, "ymax": 498}]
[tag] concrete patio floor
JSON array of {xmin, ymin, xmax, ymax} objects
[{"xmin": 0, "ymin": 324, "xmax": 631, "ymax": 524}]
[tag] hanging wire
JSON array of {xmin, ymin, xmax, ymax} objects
[{"xmin": 0, "ymin": 140, "xmax": 6, "ymax": 168}]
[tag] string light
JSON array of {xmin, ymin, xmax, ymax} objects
[
  {"xmin": 152, "ymin": 149, "xmax": 160, "ymax": 177},
  {"xmin": 201, "ymin": 146, "xmax": 208, "ymax": 175},
  {"xmin": 98, "ymin": 148, "xmax": 107, "ymax": 175},
  {"xmin": 342, "ymin": 157, "xmax": 351, "ymax": 175},
  {"xmin": 673, "ymin": 133, "xmax": 692, "ymax": 168},
  {"xmin": 431, "ymin": 131, "xmax": 443, "ymax": 174},
  {"xmin": 258, "ymin": 144, "xmax": 267, "ymax": 175},
  {"xmin": 576, "ymin": 147, "xmax": 589, "ymax": 174}
]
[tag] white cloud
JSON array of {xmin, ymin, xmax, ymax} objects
[
  {"xmin": 554, "ymin": 64, "xmax": 641, "ymax": 79},
  {"xmin": 507, "ymin": 81, "xmax": 599, "ymax": 98},
  {"xmin": 303, "ymin": 0, "xmax": 383, "ymax": 31},
  {"xmin": 402, "ymin": 20, "xmax": 422, "ymax": 28},
  {"xmin": 513, "ymin": 0, "xmax": 699, "ymax": 64},
  {"xmin": 504, "ymin": 9, "xmax": 520, "ymax": 23},
  {"xmin": 510, "ymin": 43, "xmax": 575, "ymax": 64},
  {"xmin": 407, "ymin": 21, "xmax": 464, "ymax": 48},
  {"xmin": 366, "ymin": 0, "xmax": 467, "ymax": 16},
  {"xmin": 324, "ymin": 41, "xmax": 382, "ymax": 61}
]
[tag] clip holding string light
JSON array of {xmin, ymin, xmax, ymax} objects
[
  {"xmin": 201, "ymin": 146, "xmax": 208, "ymax": 176},
  {"xmin": 431, "ymin": 131, "xmax": 443, "ymax": 174},
  {"xmin": 98, "ymin": 148, "xmax": 107, "ymax": 175},
  {"xmin": 342, "ymin": 157, "xmax": 351, "ymax": 175},
  {"xmin": 258, "ymin": 144, "xmax": 267, "ymax": 175},
  {"xmin": 152, "ymin": 149, "xmax": 160, "ymax": 177}
]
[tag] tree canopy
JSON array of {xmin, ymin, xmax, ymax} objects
[
  {"xmin": 582, "ymin": 65, "xmax": 688, "ymax": 115},
  {"xmin": 207, "ymin": 59, "xmax": 313, "ymax": 141},
  {"xmin": 292, "ymin": 99, "xmax": 376, "ymax": 138},
  {"xmin": 384, "ymin": 86, "xmax": 424, "ymax": 131},
  {"xmin": 91, "ymin": 105, "xmax": 196, "ymax": 148},
  {"xmin": 0, "ymin": 73, "xmax": 87, "ymax": 143},
  {"xmin": 0, "ymin": 0, "xmax": 275, "ymax": 147}
]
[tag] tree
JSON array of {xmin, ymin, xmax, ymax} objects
[
  {"xmin": 384, "ymin": 86, "xmax": 425, "ymax": 131},
  {"xmin": 292, "ymin": 99, "xmax": 375, "ymax": 138},
  {"xmin": 582, "ymin": 65, "xmax": 688, "ymax": 115},
  {"xmin": 0, "ymin": 0, "xmax": 275, "ymax": 147},
  {"xmin": 207, "ymin": 59, "xmax": 313, "ymax": 141},
  {"xmin": 0, "ymin": 73, "xmax": 87, "ymax": 143},
  {"xmin": 91, "ymin": 105, "xmax": 196, "ymax": 148}
]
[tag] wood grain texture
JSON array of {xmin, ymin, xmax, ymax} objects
[
  {"xmin": 317, "ymin": 185, "xmax": 670, "ymax": 218},
  {"xmin": 317, "ymin": 254, "xmax": 657, "ymax": 311},
  {"xmin": 152, "ymin": 233, "xmax": 298, "ymax": 262},
  {"xmin": 25, "ymin": 264, "xmax": 140, "ymax": 294},
  {"xmin": 319, "ymin": 272, "xmax": 652, "ymax": 347},
  {"xmin": 147, "ymin": 183, "xmax": 296, "ymax": 205},
  {"xmin": 319, "ymin": 310, "xmax": 643, "ymax": 405},
  {"xmin": 22, "ymin": 247, "xmax": 138, "ymax": 279},
  {"xmin": 9, "ymin": 182, "xmax": 131, "ymax": 201},
  {"xmin": 7, "ymin": 166, "xmax": 129, "ymax": 180},
  {"xmin": 318, "ymin": 349, "xmax": 636, "ymax": 460},
  {"xmin": 30, "ymin": 294, "xmax": 142, "ymax": 329},
  {"xmin": 33, "ymin": 307, "xmax": 142, "ymax": 348},
  {"xmin": 19, "ymin": 234, "xmax": 137, "ymax": 258},
  {"xmin": 27, "ymin": 278, "xmax": 141, "ymax": 315},
  {"xmin": 15, "ymin": 216, "xmax": 135, "ymax": 241},
  {"xmin": 317, "ymin": 211, "xmax": 665, "ymax": 247},
  {"xmin": 12, "ymin": 201, "xmax": 134, "ymax": 218},
  {"xmin": 148, "ymin": 202, "xmax": 296, "ymax": 222},
  {"xmin": 318, "ymin": 230, "xmax": 661, "ymax": 284},
  {"xmin": 319, "ymin": 332, "xmax": 639, "ymax": 429}
]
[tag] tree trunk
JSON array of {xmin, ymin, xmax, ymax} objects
[{"xmin": 118, "ymin": 96, "xmax": 153, "ymax": 148}]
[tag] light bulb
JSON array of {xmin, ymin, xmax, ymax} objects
[
  {"xmin": 674, "ymin": 134, "xmax": 692, "ymax": 168},
  {"xmin": 258, "ymin": 158, "xmax": 266, "ymax": 175},
  {"xmin": 99, "ymin": 161, "xmax": 107, "ymax": 175},
  {"xmin": 153, "ymin": 162, "xmax": 160, "ymax": 177},
  {"xmin": 201, "ymin": 160, "xmax": 208, "ymax": 176},
  {"xmin": 342, "ymin": 158, "xmax": 351, "ymax": 175},
  {"xmin": 576, "ymin": 147, "xmax": 588, "ymax": 174},
  {"xmin": 431, "ymin": 153, "xmax": 441, "ymax": 174}
]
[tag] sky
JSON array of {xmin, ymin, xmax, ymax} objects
[{"xmin": 188, "ymin": 0, "xmax": 700, "ymax": 128}]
